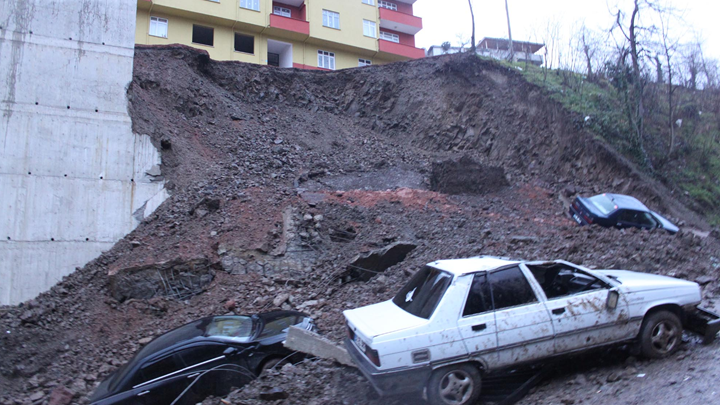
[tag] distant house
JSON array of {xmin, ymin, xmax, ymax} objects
[
  {"xmin": 477, "ymin": 37, "xmax": 544, "ymax": 66},
  {"xmin": 426, "ymin": 44, "xmax": 465, "ymax": 56},
  {"xmin": 427, "ymin": 37, "xmax": 545, "ymax": 66}
]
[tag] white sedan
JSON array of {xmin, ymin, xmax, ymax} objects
[{"xmin": 344, "ymin": 256, "xmax": 718, "ymax": 405}]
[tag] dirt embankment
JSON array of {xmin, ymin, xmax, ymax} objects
[{"xmin": 1, "ymin": 47, "xmax": 719, "ymax": 405}]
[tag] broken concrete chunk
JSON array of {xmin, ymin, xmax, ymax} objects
[
  {"xmin": 347, "ymin": 241, "xmax": 417, "ymax": 281},
  {"xmin": 146, "ymin": 164, "xmax": 162, "ymax": 177},
  {"xmin": 284, "ymin": 326, "xmax": 354, "ymax": 367},
  {"xmin": 108, "ymin": 258, "xmax": 216, "ymax": 302}
]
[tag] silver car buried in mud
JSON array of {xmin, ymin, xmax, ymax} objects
[{"xmin": 344, "ymin": 256, "xmax": 720, "ymax": 405}]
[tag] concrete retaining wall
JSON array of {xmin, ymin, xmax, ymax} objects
[{"xmin": 0, "ymin": 0, "xmax": 167, "ymax": 304}]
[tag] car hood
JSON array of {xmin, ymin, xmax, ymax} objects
[
  {"xmin": 344, "ymin": 300, "xmax": 427, "ymax": 338},
  {"xmin": 650, "ymin": 211, "xmax": 679, "ymax": 233},
  {"xmin": 597, "ymin": 269, "xmax": 697, "ymax": 291}
]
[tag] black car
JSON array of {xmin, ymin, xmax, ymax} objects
[
  {"xmin": 569, "ymin": 193, "xmax": 679, "ymax": 234},
  {"xmin": 89, "ymin": 311, "xmax": 314, "ymax": 405}
]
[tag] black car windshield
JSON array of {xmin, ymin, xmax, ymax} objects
[
  {"xmin": 588, "ymin": 194, "xmax": 616, "ymax": 215},
  {"xmin": 392, "ymin": 266, "xmax": 452, "ymax": 319}
]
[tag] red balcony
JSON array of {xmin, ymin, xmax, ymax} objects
[
  {"xmin": 269, "ymin": 14, "xmax": 309, "ymax": 36},
  {"xmin": 378, "ymin": 39, "xmax": 424, "ymax": 59},
  {"xmin": 379, "ymin": 7, "xmax": 422, "ymax": 35}
]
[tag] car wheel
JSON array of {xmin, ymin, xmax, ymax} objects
[
  {"xmin": 259, "ymin": 357, "xmax": 286, "ymax": 374},
  {"xmin": 639, "ymin": 310, "xmax": 682, "ymax": 358},
  {"xmin": 427, "ymin": 364, "xmax": 481, "ymax": 405}
]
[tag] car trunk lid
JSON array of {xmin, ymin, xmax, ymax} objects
[{"xmin": 344, "ymin": 300, "xmax": 427, "ymax": 339}]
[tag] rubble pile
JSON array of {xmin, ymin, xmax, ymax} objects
[{"xmin": 1, "ymin": 47, "xmax": 718, "ymax": 405}]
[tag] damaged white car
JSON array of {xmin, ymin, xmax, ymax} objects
[{"xmin": 344, "ymin": 256, "xmax": 719, "ymax": 405}]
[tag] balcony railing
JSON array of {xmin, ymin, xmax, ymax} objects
[
  {"xmin": 378, "ymin": 39, "xmax": 424, "ymax": 59},
  {"xmin": 378, "ymin": 7, "xmax": 422, "ymax": 35},
  {"xmin": 269, "ymin": 13, "xmax": 309, "ymax": 35}
]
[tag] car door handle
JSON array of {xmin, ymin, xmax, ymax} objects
[
  {"xmin": 187, "ymin": 372, "xmax": 200, "ymax": 379},
  {"xmin": 137, "ymin": 390, "xmax": 151, "ymax": 397},
  {"xmin": 552, "ymin": 307, "xmax": 566, "ymax": 315},
  {"xmin": 471, "ymin": 323, "xmax": 487, "ymax": 331}
]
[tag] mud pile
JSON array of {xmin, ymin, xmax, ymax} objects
[{"xmin": 1, "ymin": 47, "xmax": 719, "ymax": 405}]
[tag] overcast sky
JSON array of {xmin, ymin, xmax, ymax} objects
[{"xmin": 414, "ymin": 0, "xmax": 720, "ymax": 61}]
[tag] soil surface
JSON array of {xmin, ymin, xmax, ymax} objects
[{"xmin": 1, "ymin": 47, "xmax": 719, "ymax": 405}]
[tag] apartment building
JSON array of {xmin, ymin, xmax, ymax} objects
[{"xmin": 135, "ymin": 0, "xmax": 424, "ymax": 70}]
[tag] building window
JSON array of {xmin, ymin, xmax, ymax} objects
[
  {"xmin": 240, "ymin": 0, "xmax": 259, "ymax": 11},
  {"xmin": 318, "ymin": 50, "xmax": 335, "ymax": 70},
  {"xmin": 363, "ymin": 20, "xmax": 376, "ymax": 38},
  {"xmin": 378, "ymin": 0, "xmax": 397, "ymax": 11},
  {"xmin": 234, "ymin": 33, "xmax": 254, "ymax": 53},
  {"xmin": 379, "ymin": 31, "xmax": 399, "ymax": 43},
  {"xmin": 149, "ymin": 17, "xmax": 168, "ymax": 38},
  {"xmin": 362, "ymin": 0, "xmax": 375, "ymax": 5},
  {"xmin": 273, "ymin": 6, "xmax": 291, "ymax": 17},
  {"xmin": 322, "ymin": 10, "xmax": 340, "ymax": 29},
  {"xmin": 358, "ymin": 58, "xmax": 372, "ymax": 67},
  {"xmin": 192, "ymin": 25, "xmax": 214, "ymax": 46}
]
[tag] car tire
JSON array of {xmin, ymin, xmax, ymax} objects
[
  {"xmin": 639, "ymin": 310, "xmax": 682, "ymax": 358},
  {"xmin": 426, "ymin": 364, "xmax": 482, "ymax": 405},
  {"xmin": 259, "ymin": 357, "xmax": 286, "ymax": 374}
]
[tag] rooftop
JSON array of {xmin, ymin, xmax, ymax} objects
[{"xmin": 428, "ymin": 256, "xmax": 519, "ymax": 276}]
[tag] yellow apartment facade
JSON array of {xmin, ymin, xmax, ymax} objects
[{"xmin": 135, "ymin": 0, "xmax": 424, "ymax": 70}]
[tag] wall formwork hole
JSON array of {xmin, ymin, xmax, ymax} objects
[
  {"xmin": 27, "ymin": 172, "xmax": 31, "ymax": 175},
  {"xmin": 100, "ymin": 176, "xmax": 103, "ymax": 180},
  {"xmin": 85, "ymin": 238, "xmax": 89, "ymax": 241},
  {"xmin": 67, "ymin": 106, "xmax": 70, "ymax": 109},
  {"xmin": 64, "ymin": 174, "xmax": 67, "ymax": 177},
  {"xmin": 6, "ymin": 237, "xmax": 10, "ymax": 240},
  {"xmin": 50, "ymin": 238, "xmax": 54, "ymax": 241},
  {"xmin": 35, "ymin": 102, "xmax": 38, "ymax": 105}
]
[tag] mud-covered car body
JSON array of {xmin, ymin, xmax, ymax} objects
[
  {"xmin": 569, "ymin": 193, "xmax": 679, "ymax": 234},
  {"xmin": 344, "ymin": 257, "xmax": 709, "ymax": 400},
  {"xmin": 89, "ymin": 311, "xmax": 314, "ymax": 405}
]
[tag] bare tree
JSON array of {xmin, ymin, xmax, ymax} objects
[
  {"xmin": 468, "ymin": 0, "xmax": 476, "ymax": 53},
  {"xmin": 579, "ymin": 24, "xmax": 597, "ymax": 79},
  {"xmin": 658, "ymin": 11, "xmax": 680, "ymax": 156},
  {"xmin": 612, "ymin": 0, "xmax": 657, "ymax": 169}
]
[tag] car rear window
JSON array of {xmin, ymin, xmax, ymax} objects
[
  {"xmin": 393, "ymin": 266, "xmax": 452, "ymax": 319},
  {"xmin": 588, "ymin": 195, "xmax": 616, "ymax": 215}
]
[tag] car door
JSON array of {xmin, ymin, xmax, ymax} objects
[
  {"xmin": 616, "ymin": 210, "xmax": 657, "ymax": 230},
  {"xmin": 524, "ymin": 262, "xmax": 631, "ymax": 354},
  {"xmin": 457, "ymin": 273, "xmax": 499, "ymax": 366},
  {"xmin": 176, "ymin": 344, "xmax": 239, "ymax": 401},
  {"xmin": 130, "ymin": 353, "xmax": 190, "ymax": 405},
  {"xmin": 489, "ymin": 266, "xmax": 555, "ymax": 368}
]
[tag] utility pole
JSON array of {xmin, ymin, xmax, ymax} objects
[
  {"xmin": 469, "ymin": 0, "xmax": 476, "ymax": 53},
  {"xmin": 505, "ymin": 0, "xmax": 514, "ymax": 62}
]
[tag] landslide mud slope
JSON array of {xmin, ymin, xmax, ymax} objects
[{"xmin": 0, "ymin": 47, "xmax": 718, "ymax": 405}]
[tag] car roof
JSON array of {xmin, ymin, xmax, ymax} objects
[
  {"xmin": 428, "ymin": 256, "xmax": 520, "ymax": 276},
  {"xmin": 604, "ymin": 193, "xmax": 649, "ymax": 212}
]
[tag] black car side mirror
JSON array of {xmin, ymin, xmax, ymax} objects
[{"xmin": 223, "ymin": 347, "xmax": 238, "ymax": 357}]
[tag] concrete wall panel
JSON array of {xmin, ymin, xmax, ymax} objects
[{"xmin": 0, "ymin": 0, "xmax": 167, "ymax": 304}]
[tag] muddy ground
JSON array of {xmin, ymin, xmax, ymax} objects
[{"xmin": 1, "ymin": 47, "xmax": 719, "ymax": 405}]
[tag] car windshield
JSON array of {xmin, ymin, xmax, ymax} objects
[
  {"xmin": 392, "ymin": 265, "xmax": 452, "ymax": 319},
  {"xmin": 588, "ymin": 194, "xmax": 616, "ymax": 215}
]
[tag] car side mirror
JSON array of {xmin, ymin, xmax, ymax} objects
[{"xmin": 606, "ymin": 290, "xmax": 619, "ymax": 310}]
